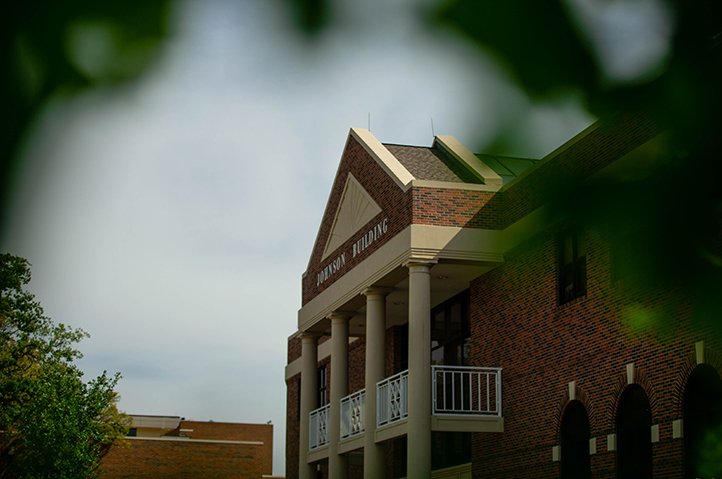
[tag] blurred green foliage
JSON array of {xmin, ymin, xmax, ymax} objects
[
  {"xmin": 433, "ymin": 0, "xmax": 722, "ymax": 121},
  {"xmin": 1, "ymin": 0, "xmax": 170, "ymax": 236},
  {"xmin": 431, "ymin": 0, "xmax": 722, "ymax": 325},
  {"xmin": 287, "ymin": 0, "xmax": 332, "ymax": 37}
]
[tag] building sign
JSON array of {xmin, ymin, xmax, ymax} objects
[{"xmin": 316, "ymin": 217, "xmax": 389, "ymax": 287}]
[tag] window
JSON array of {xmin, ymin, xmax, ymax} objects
[
  {"xmin": 430, "ymin": 291, "xmax": 470, "ymax": 366},
  {"xmin": 684, "ymin": 364, "xmax": 722, "ymax": 479},
  {"xmin": 432, "ymin": 431, "xmax": 470, "ymax": 471},
  {"xmin": 560, "ymin": 401, "xmax": 591, "ymax": 479},
  {"xmin": 317, "ymin": 365, "xmax": 328, "ymax": 407},
  {"xmin": 394, "ymin": 324, "xmax": 408, "ymax": 374},
  {"xmin": 558, "ymin": 230, "xmax": 586, "ymax": 304},
  {"xmin": 616, "ymin": 385, "xmax": 652, "ymax": 479},
  {"xmin": 429, "ymin": 291, "xmax": 471, "ymax": 471}
]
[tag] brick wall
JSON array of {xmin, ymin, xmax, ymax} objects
[
  {"xmin": 101, "ymin": 422, "xmax": 272, "ymax": 479},
  {"xmin": 101, "ymin": 438, "xmax": 269, "ymax": 479},
  {"xmin": 179, "ymin": 421, "xmax": 272, "ymax": 443},
  {"xmin": 288, "ymin": 336, "xmax": 301, "ymax": 364},
  {"xmin": 468, "ymin": 227, "xmax": 722, "ymax": 479},
  {"xmin": 412, "ymin": 187, "xmax": 496, "ymax": 229},
  {"xmin": 286, "ymin": 376, "xmax": 300, "ymax": 479},
  {"xmin": 348, "ymin": 337, "xmax": 366, "ymax": 394}
]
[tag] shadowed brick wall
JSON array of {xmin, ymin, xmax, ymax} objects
[{"xmin": 469, "ymin": 228, "xmax": 722, "ymax": 479}]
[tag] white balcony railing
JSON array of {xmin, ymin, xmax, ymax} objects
[
  {"xmin": 340, "ymin": 389, "xmax": 365, "ymax": 440},
  {"xmin": 432, "ymin": 365, "xmax": 502, "ymax": 416},
  {"xmin": 309, "ymin": 404, "xmax": 330, "ymax": 450},
  {"xmin": 377, "ymin": 369, "xmax": 408, "ymax": 427}
]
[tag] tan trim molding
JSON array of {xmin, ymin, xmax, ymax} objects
[
  {"xmin": 285, "ymin": 338, "xmax": 358, "ymax": 381},
  {"xmin": 298, "ymin": 224, "xmax": 504, "ymax": 332},
  {"xmin": 410, "ymin": 179, "xmax": 499, "ymax": 192},
  {"xmin": 350, "ymin": 128, "xmax": 415, "ymax": 191},
  {"xmin": 435, "ymin": 135, "xmax": 502, "ymax": 189}
]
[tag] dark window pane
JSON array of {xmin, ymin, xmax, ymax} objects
[
  {"xmin": 431, "ymin": 346, "xmax": 444, "ymax": 366},
  {"xmin": 318, "ymin": 365, "xmax": 328, "ymax": 406},
  {"xmin": 558, "ymin": 230, "xmax": 587, "ymax": 304},
  {"xmin": 560, "ymin": 401, "xmax": 590, "ymax": 479},
  {"xmin": 429, "ymin": 291, "xmax": 470, "ymax": 367},
  {"xmin": 448, "ymin": 303, "xmax": 462, "ymax": 338},
  {"xmin": 616, "ymin": 385, "xmax": 652, "ymax": 479},
  {"xmin": 684, "ymin": 364, "xmax": 722, "ymax": 479}
]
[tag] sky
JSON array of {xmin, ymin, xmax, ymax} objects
[{"xmin": 2, "ymin": 1, "xmax": 595, "ymax": 475}]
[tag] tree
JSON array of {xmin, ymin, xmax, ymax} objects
[{"xmin": 0, "ymin": 253, "xmax": 128, "ymax": 479}]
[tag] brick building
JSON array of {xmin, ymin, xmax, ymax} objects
[
  {"xmin": 284, "ymin": 114, "xmax": 722, "ymax": 478},
  {"xmin": 100, "ymin": 415, "xmax": 275, "ymax": 479}
]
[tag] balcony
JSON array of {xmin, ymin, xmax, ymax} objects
[
  {"xmin": 432, "ymin": 365, "xmax": 502, "ymax": 416},
  {"xmin": 431, "ymin": 365, "xmax": 503, "ymax": 433},
  {"xmin": 309, "ymin": 365, "xmax": 503, "ymax": 453}
]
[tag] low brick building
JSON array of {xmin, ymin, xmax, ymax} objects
[
  {"xmin": 284, "ymin": 114, "xmax": 722, "ymax": 478},
  {"xmin": 100, "ymin": 415, "xmax": 274, "ymax": 479}
]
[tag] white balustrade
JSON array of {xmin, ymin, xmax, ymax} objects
[
  {"xmin": 432, "ymin": 365, "xmax": 502, "ymax": 416},
  {"xmin": 377, "ymin": 369, "xmax": 408, "ymax": 427},
  {"xmin": 309, "ymin": 404, "xmax": 330, "ymax": 450},
  {"xmin": 313, "ymin": 366, "xmax": 500, "ymax": 451},
  {"xmin": 340, "ymin": 389, "xmax": 365, "ymax": 439}
]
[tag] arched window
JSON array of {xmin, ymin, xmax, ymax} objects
[
  {"xmin": 616, "ymin": 384, "xmax": 652, "ymax": 479},
  {"xmin": 684, "ymin": 364, "xmax": 722, "ymax": 479},
  {"xmin": 560, "ymin": 400, "xmax": 591, "ymax": 479}
]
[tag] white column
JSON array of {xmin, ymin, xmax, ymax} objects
[
  {"xmin": 329, "ymin": 312, "xmax": 350, "ymax": 479},
  {"xmin": 406, "ymin": 261, "xmax": 433, "ymax": 478},
  {"xmin": 299, "ymin": 333, "xmax": 318, "ymax": 479},
  {"xmin": 363, "ymin": 287, "xmax": 390, "ymax": 479}
]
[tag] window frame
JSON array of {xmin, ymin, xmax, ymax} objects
[
  {"xmin": 317, "ymin": 364, "xmax": 328, "ymax": 407},
  {"xmin": 560, "ymin": 400, "xmax": 591, "ymax": 479},
  {"xmin": 558, "ymin": 229, "xmax": 587, "ymax": 304},
  {"xmin": 616, "ymin": 384, "xmax": 652, "ymax": 479},
  {"xmin": 430, "ymin": 290, "xmax": 470, "ymax": 366}
]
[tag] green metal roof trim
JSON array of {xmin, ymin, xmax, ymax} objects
[{"xmin": 476, "ymin": 154, "xmax": 541, "ymax": 186}]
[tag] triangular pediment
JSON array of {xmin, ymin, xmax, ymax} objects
[{"xmin": 321, "ymin": 173, "xmax": 382, "ymax": 260}]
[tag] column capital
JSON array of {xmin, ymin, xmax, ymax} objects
[
  {"xmin": 299, "ymin": 331, "xmax": 319, "ymax": 341},
  {"xmin": 362, "ymin": 286, "xmax": 393, "ymax": 298},
  {"xmin": 403, "ymin": 258, "xmax": 437, "ymax": 269},
  {"xmin": 327, "ymin": 310, "xmax": 354, "ymax": 322}
]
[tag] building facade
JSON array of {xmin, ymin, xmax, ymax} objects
[
  {"xmin": 284, "ymin": 114, "xmax": 722, "ymax": 478},
  {"xmin": 101, "ymin": 415, "xmax": 274, "ymax": 479}
]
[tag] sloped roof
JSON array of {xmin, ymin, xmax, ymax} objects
[
  {"xmin": 383, "ymin": 143, "xmax": 539, "ymax": 187},
  {"xmin": 383, "ymin": 144, "xmax": 483, "ymax": 183}
]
